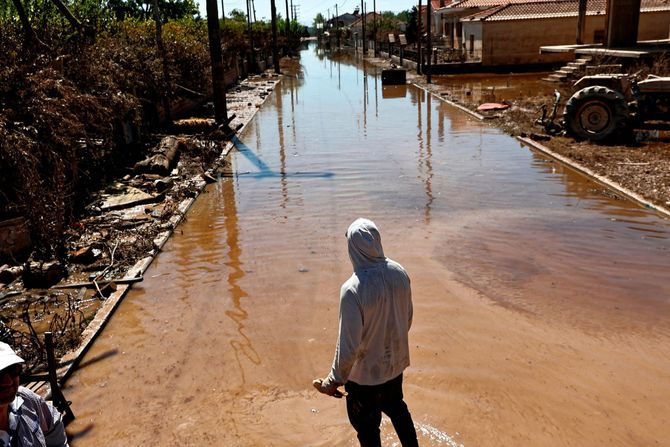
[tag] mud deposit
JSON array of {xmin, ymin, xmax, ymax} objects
[{"xmin": 64, "ymin": 46, "xmax": 670, "ymax": 446}]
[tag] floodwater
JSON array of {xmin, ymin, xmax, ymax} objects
[
  {"xmin": 65, "ymin": 45, "xmax": 670, "ymax": 446},
  {"xmin": 433, "ymin": 72, "xmax": 557, "ymax": 104}
]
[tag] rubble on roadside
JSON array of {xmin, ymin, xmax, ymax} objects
[{"xmin": 0, "ymin": 73, "xmax": 281, "ymax": 371}]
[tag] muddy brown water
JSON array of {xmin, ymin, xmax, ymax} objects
[{"xmin": 65, "ymin": 45, "xmax": 670, "ymax": 446}]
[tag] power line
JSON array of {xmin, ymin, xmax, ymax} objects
[{"xmin": 292, "ymin": 3, "xmax": 300, "ymax": 21}]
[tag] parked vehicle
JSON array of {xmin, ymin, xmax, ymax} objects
[{"xmin": 537, "ymin": 73, "xmax": 670, "ymax": 142}]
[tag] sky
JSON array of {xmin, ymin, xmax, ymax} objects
[{"xmin": 196, "ymin": 0, "xmax": 414, "ymax": 25}]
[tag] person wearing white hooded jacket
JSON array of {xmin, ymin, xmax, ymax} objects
[{"xmin": 314, "ymin": 218, "xmax": 419, "ymax": 447}]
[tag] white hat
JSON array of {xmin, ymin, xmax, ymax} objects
[{"xmin": 0, "ymin": 342, "xmax": 24, "ymax": 371}]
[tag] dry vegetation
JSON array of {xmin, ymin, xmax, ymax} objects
[{"xmin": 0, "ymin": 15, "xmax": 289, "ymax": 370}]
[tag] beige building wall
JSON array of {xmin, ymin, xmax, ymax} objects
[
  {"xmin": 638, "ymin": 11, "xmax": 670, "ymax": 40},
  {"xmin": 461, "ymin": 10, "xmax": 670, "ymax": 66},
  {"xmin": 464, "ymin": 21, "xmax": 483, "ymax": 60},
  {"xmin": 466, "ymin": 16, "xmax": 608, "ymax": 65}
]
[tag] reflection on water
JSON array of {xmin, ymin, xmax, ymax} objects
[
  {"xmin": 434, "ymin": 72, "xmax": 556, "ymax": 104},
  {"xmin": 219, "ymin": 167, "xmax": 261, "ymax": 381},
  {"xmin": 274, "ymin": 80, "xmax": 289, "ymax": 211},
  {"xmin": 382, "ymin": 85, "xmax": 407, "ymax": 99},
  {"xmin": 232, "ymin": 44, "xmax": 670, "ymax": 327}
]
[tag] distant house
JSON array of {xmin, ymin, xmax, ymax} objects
[
  {"xmin": 349, "ymin": 12, "xmax": 384, "ymax": 46},
  {"xmin": 434, "ymin": 0, "xmax": 565, "ymax": 50},
  {"xmin": 328, "ymin": 12, "xmax": 359, "ymax": 28},
  {"xmin": 457, "ymin": 0, "xmax": 670, "ymax": 65}
]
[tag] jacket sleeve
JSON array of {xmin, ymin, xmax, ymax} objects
[
  {"xmin": 37, "ymin": 396, "xmax": 69, "ymax": 447},
  {"xmin": 17, "ymin": 388, "xmax": 69, "ymax": 447},
  {"xmin": 407, "ymin": 277, "xmax": 413, "ymax": 331},
  {"xmin": 325, "ymin": 287, "xmax": 363, "ymax": 385}
]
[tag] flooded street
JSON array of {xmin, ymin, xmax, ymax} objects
[{"xmin": 65, "ymin": 45, "xmax": 670, "ymax": 447}]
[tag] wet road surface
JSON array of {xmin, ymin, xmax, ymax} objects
[{"xmin": 65, "ymin": 45, "xmax": 670, "ymax": 446}]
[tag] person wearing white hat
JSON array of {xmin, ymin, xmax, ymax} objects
[
  {"xmin": 0, "ymin": 342, "xmax": 68, "ymax": 447},
  {"xmin": 313, "ymin": 218, "xmax": 419, "ymax": 447}
]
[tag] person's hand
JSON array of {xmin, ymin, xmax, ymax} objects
[{"xmin": 312, "ymin": 378, "xmax": 346, "ymax": 398}]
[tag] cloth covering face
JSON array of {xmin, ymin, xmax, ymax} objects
[{"xmin": 326, "ymin": 218, "xmax": 413, "ymax": 387}]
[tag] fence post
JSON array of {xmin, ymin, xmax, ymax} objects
[{"xmin": 45, "ymin": 332, "xmax": 75, "ymax": 424}]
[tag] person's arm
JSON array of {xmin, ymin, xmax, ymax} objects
[
  {"xmin": 315, "ymin": 288, "xmax": 362, "ymax": 397},
  {"xmin": 20, "ymin": 388, "xmax": 68, "ymax": 447},
  {"xmin": 407, "ymin": 278, "xmax": 413, "ymax": 331},
  {"xmin": 38, "ymin": 397, "xmax": 69, "ymax": 447},
  {"xmin": 327, "ymin": 289, "xmax": 363, "ymax": 384}
]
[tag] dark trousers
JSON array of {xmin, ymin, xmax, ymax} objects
[{"xmin": 345, "ymin": 373, "xmax": 419, "ymax": 447}]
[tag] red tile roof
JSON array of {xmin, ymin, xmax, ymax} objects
[
  {"xmin": 419, "ymin": 0, "xmax": 448, "ymax": 12},
  {"xmin": 461, "ymin": 0, "xmax": 670, "ymax": 21},
  {"xmin": 451, "ymin": 0, "xmax": 557, "ymax": 8}
]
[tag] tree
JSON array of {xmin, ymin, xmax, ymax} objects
[
  {"xmin": 376, "ymin": 12, "xmax": 400, "ymax": 37},
  {"xmin": 396, "ymin": 9, "xmax": 411, "ymax": 23},
  {"xmin": 107, "ymin": 0, "xmax": 199, "ymax": 22},
  {"xmin": 312, "ymin": 12, "xmax": 324, "ymax": 30},
  {"xmin": 228, "ymin": 8, "xmax": 246, "ymax": 22},
  {"xmin": 404, "ymin": 6, "xmax": 418, "ymax": 43}
]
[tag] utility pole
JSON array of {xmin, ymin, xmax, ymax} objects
[
  {"xmin": 205, "ymin": 0, "xmax": 228, "ymax": 125},
  {"xmin": 373, "ymin": 0, "xmax": 377, "ymax": 56},
  {"xmin": 426, "ymin": 0, "xmax": 431, "ymax": 83},
  {"xmin": 285, "ymin": 0, "xmax": 290, "ymax": 39},
  {"xmin": 335, "ymin": 3, "xmax": 340, "ymax": 49},
  {"xmin": 606, "ymin": 0, "xmax": 641, "ymax": 47},
  {"xmin": 292, "ymin": 4, "xmax": 299, "ymax": 23},
  {"xmin": 152, "ymin": 0, "xmax": 172, "ymax": 123},
  {"xmin": 417, "ymin": 0, "xmax": 422, "ymax": 75},
  {"xmin": 361, "ymin": 0, "xmax": 366, "ymax": 55},
  {"xmin": 246, "ymin": 0, "xmax": 256, "ymax": 73},
  {"xmin": 576, "ymin": 0, "xmax": 587, "ymax": 44},
  {"xmin": 220, "ymin": 0, "xmax": 225, "ymax": 20},
  {"xmin": 271, "ymin": 0, "xmax": 280, "ymax": 73}
]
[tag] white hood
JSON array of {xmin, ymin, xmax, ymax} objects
[{"xmin": 346, "ymin": 218, "xmax": 386, "ymax": 271}]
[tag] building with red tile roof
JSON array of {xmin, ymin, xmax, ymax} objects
[{"xmin": 430, "ymin": 0, "xmax": 670, "ymax": 66}]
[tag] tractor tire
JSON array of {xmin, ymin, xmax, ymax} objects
[{"xmin": 563, "ymin": 86, "xmax": 629, "ymax": 143}]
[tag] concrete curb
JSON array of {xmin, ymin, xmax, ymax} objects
[
  {"xmin": 412, "ymin": 80, "xmax": 670, "ymax": 220},
  {"xmin": 59, "ymin": 78, "xmax": 281, "ymax": 383},
  {"xmin": 412, "ymin": 83, "xmax": 488, "ymax": 121}
]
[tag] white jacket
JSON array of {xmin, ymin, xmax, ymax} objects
[{"xmin": 326, "ymin": 218, "xmax": 413, "ymax": 386}]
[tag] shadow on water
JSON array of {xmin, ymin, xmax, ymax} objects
[
  {"xmin": 72, "ymin": 349, "xmax": 119, "ymax": 369},
  {"xmin": 230, "ymin": 135, "xmax": 334, "ymax": 180}
]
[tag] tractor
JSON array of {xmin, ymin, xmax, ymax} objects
[{"xmin": 536, "ymin": 73, "xmax": 670, "ymax": 142}]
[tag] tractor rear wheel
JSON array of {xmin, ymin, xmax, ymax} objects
[{"xmin": 563, "ymin": 86, "xmax": 629, "ymax": 142}]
